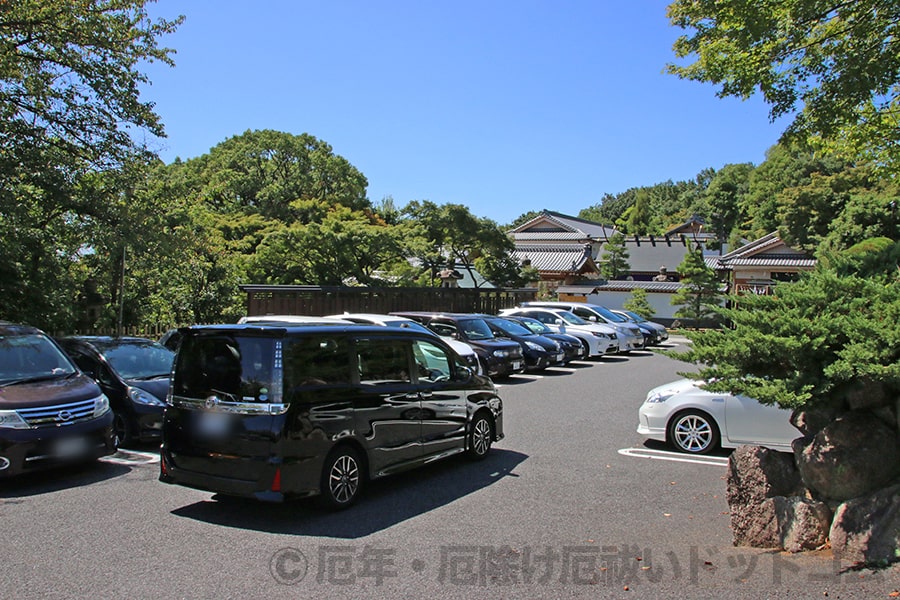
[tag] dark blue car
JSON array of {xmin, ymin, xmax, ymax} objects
[{"xmin": 56, "ymin": 336, "xmax": 175, "ymax": 447}]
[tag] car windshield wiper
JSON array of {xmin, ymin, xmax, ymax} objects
[
  {"xmin": 0, "ymin": 372, "xmax": 74, "ymax": 387},
  {"xmin": 133, "ymin": 373, "xmax": 170, "ymax": 381}
]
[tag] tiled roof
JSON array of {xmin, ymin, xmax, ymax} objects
[
  {"xmin": 513, "ymin": 244, "xmax": 597, "ymax": 273},
  {"xmin": 512, "ymin": 231, "xmax": 587, "ymax": 241},
  {"xmin": 724, "ymin": 257, "xmax": 817, "ymax": 268},
  {"xmin": 557, "ymin": 280, "xmax": 687, "ymax": 293},
  {"xmin": 510, "ymin": 211, "xmax": 617, "ymax": 240}
]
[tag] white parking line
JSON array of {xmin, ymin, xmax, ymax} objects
[
  {"xmin": 617, "ymin": 447, "xmax": 729, "ymax": 467},
  {"xmin": 99, "ymin": 449, "xmax": 160, "ymax": 465}
]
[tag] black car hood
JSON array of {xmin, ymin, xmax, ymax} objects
[{"xmin": 0, "ymin": 373, "xmax": 102, "ymax": 409}]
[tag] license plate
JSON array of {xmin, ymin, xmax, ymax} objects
[
  {"xmin": 54, "ymin": 436, "xmax": 90, "ymax": 458},
  {"xmin": 511, "ymin": 361, "xmax": 522, "ymax": 371},
  {"xmin": 196, "ymin": 411, "xmax": 230, "ymax": 438},
  {"xmin": 555, "ymin": 353, "xmax": 565, "ymax": 362}
]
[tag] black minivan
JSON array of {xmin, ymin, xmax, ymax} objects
[{"xmin": 160, "ymin": 323, "xmax": 504, "ymax": 508}]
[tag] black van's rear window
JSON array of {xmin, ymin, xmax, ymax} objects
[{"xmin": 174, "ymin": 334, "xmax": 277, "ymax": 402}]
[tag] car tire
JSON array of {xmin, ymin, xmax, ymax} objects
[
  {"xmin": 578, "ymin": 338, "xmax": 592, "ymax": 358},
  {"xmin": 668, "ymin": 410, "xmax": 719, "ymax": 454},
  {"xmin": 319, "ymin": 446, "xmax": 363, "ymax": 509},
  {"xmin": 113, "ymin": 411, "xmax": 133, "ymax": 448},
  {"xmin": 466, "ymin": 412, "xmax": 493, "ymax": 460}
]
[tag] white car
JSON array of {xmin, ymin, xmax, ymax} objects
[
  {"xmin": 325, "ymin": 313, "xmax": 483, "ymax": 375},
  {"xmin": 522, "ymin": 301, "xmax": 645, "ymax": 352},
  {"xmin": 498, "ymin": 307, "xmax": 617, "ymax": 358},
  {"xmin": 638, "ymin": 378, "xmax": 799, "ymax": 454},
  {"xmin": 238, "ymin": 315, "xmax": 353, "ymax": 325}
]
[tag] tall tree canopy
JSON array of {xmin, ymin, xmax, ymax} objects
[
  {"xmin": 0, "ymin": 0, "xmax": 182, "ymax": 329},
  {"xmin": 0, "ymin": 0, "xmax": 182, "ymax": 169},
  {"xmin": 667, "ymin": 0, "xmax": 900, "ymax": 172}
]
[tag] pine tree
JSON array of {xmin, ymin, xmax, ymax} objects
[
  {"xmin": 600, "ymin": 233, "xmax": 630, "ymax": 280},
  {"xmin": 623, "ymin": 288, "xmax": 654, "ymax": 319},
  {"xmin": 670, "ymin": 247, "xmax": 723, "ymax": 328}
]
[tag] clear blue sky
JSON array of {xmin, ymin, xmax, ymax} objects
[{"xmin": 141, "ymin": 0, "xmax": 788, "ymax": 225}]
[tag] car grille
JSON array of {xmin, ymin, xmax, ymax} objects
[{"xmin": 17, "ymin": 399, "xmax": 97, "ymax": 428}]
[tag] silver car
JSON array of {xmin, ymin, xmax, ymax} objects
[
  {"xmin": 522, "ymin": 302, "xmax": 645, "ymax": 352},
  {"xmin": 638, "ymin": 378, "xmax": 798, "ymax": 454}
]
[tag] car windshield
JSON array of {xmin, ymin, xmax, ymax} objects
[
  {"xmin": 515, "ymin": 317, "xmax": 552, "ymax": 335},
  {"xmin": 590, "ymin": 305, "xmax": 627, "ymax": 323},
  {"xmin": 555, "ymin": 311, "xmax": 589, "ymax": 326},
  {"xmin": 488, "ymin": 318, "xmax": 531, "ymax": 337},
  {"xmin": 623, "ymin": 310, "xmax": 646, "ymax": 323},
  {"xmin": 0, "ymin": 333, "xmax": 77, "ymax": 384},
  {"xmin": 458, "ymin": 318, "xmax": 495, "ymax": 341},
  {"xmin": 95, "ymin": 340, "xmax": 175, "ymax": 380}
]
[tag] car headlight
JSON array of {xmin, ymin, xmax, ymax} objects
[
  {"xmin": 492, "ymin": 349, "xmax": 510, "ymax": 358},
  {"xmin": 524, "ymin": 341, "xmax": 544, "ymax": 352},
  {"xmin": 93, "ymin": 394, "xmax": 111, "ymax": 417},
  {"xmin": 128, "ymin": 387, "xmax": 165, "ymax": 406},
  {"xmin": 645, "ymin": 390, "xmax": 676, "ymax": 404},
  {"xmin": 592, "ymin": 331, "xmax": 610, "ymax": 339},
  {"xmin": 0, "ymin": 410, "xmax": 29, "ymax": 429}
]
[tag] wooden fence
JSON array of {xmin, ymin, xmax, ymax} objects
[{"xmin": 240, "ymin": 285, "xmax": 538, "ymax": 317}]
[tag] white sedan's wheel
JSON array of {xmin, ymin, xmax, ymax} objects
[{"xmin": 668, "ymin": 410, "xmax": 719, "ymax": 454}]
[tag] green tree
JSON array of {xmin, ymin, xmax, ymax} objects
[
  {"xmin": 600, "ymin": 233, "xmax": 630, "ymax": 280},
  {"xmin": 623, "ymin": 288, "xmax": 655, "ymax": 320},
  {"xmin": 704, "ymin": 163, "xmax": 754, "ymax": 246},
  {"xmin": 667, "ymin": 0, "xmax": 900, "ymax": 173},
  {"xmin": 672, "ymin": 239, "xmax": 900, "ymax": 410},
  {"xmin": 403, "ymin": 201, "xmax": 515, "ymax": 288},
  {"xmin": 0, "ymin": 0, "xmax": 182, "ymax": 329},
  {"xmin": 670, "ymin": 247, "xmax": 723, "ymax": 328},
  {"xmin": 179, "ymin": 129, "xmax": 370, "ymax": 222}
]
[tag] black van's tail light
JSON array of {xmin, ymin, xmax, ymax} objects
[{"xmin": 271, "ymin": 466, "xmax": 282, "ymax": 493}]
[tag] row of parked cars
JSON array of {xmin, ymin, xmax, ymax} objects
[{"xmin": 0, "ymin": 301, "xmax": 795, "ymax": 507}]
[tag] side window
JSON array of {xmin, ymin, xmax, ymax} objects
[
  {"xmin": 529, "ymin": 312, "xmax": 552, "ymax": 324},
  {"xmin": 284, "ymin": 336, "xmax": 350, "ymax": 387},
  {"xmin": 357, "ymin": 339, "xmax": 411, "ymax": 384},
  {"xmin": 412, "ymin": 339, "xmax": 453, "ymax": 383}
]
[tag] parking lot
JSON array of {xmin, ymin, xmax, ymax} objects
[{"xmin": 2, "ymin": 338, "xmax": 898, "ymax": 599}]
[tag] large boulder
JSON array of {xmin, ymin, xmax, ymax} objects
[
  {"xmin": 794, "ymin": 411, "xmax": 900, "ymax": 502},
  {"xmin": 830, "ymin": 484, "xmax": 900, "ymax": 566},
  {"xmin": 776, "ymin": 496, "xmax": 832, "ymax": 553},
  {"xmin": 727, "ymin": 445, "xmax": 805, "ymax": 547}
]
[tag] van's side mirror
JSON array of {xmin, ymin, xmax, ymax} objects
[
  {"xmin": 453, "ymin": 366, "xmax": 473, "ymax": 382},
  {"xmin": 588, "ymin": 316, "xmax": 597, "ymax": 322}
]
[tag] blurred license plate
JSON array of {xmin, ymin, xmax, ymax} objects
[
  {"xmin": 511, "ymin": 361, "xmax": 522, "ymax": 370},
  {"xmin": 55, "ymin": 436, "xmax": 89, "ymax": 457},
  {"xmin": 197, "ymin": 411, "xmax": 230, "ymax": 437},
  {"xmin": 555, "ymin": 353, "xmax": 565, "ymax": 362}
]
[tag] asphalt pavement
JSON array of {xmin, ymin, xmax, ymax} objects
[{"xmin": 2, "ymin": 339, "xmax": 898, "ymax": 599}]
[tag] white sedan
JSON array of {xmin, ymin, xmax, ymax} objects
[{"xmin": 637, "ymin": 378, "xmax": 799, "ymax": 454}]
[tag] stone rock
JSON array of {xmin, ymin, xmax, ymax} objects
[
  {"xmin": 727, "ymin": 445, "xmax": 804, "ymax": 547},
  {"xmin": 795, "ymin": 411, "xmax": 900, "ymax": 502},
  {"xmin": 830, "ymin": 484, "xmax": 900, "ymax": 566},
  {"xmin": 790, "ymin": 400, "xmax": 846, "ymax": 437},
  {"xmin": 776, "ymin": 496, "xmax": 832, "ymax": 553}
]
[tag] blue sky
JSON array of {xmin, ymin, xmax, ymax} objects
[{"xmin": 141, "ymin": 0, "xmax": 788, "ymax": 225}]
